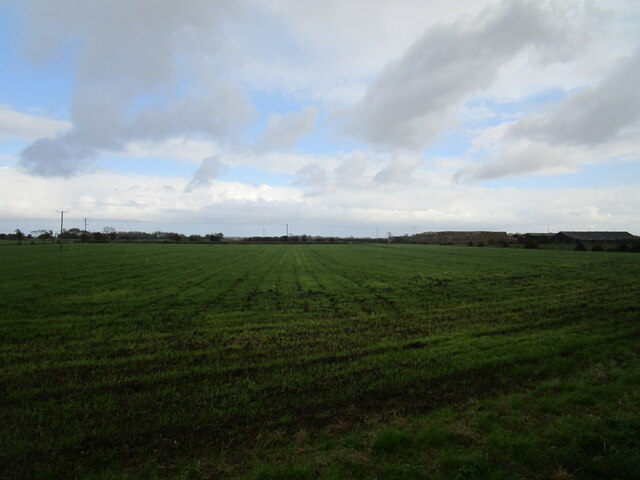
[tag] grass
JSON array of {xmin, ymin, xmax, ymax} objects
[{"xmin": 1, "ymin": 243, "xmax": 638, "ymax": 479}]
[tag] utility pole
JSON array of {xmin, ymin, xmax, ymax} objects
[
  {"xmin": 411, "ymin": 226, "xmax": 416, "ymax": 236},
  {"xmin": 286, "ymin": 223, "xmax": 289, "ymax": 237},
  {"xmin": 56, "ymin": 210, "xmax": 68, "ymax": 235},
  {"xmin": 83, "ymin": 218, "xmax": 88, "ymax": 232}
]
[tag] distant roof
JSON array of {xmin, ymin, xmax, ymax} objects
[{"xmin": 556, "ymin": 231, "xmax": 638, "ymax": 241}]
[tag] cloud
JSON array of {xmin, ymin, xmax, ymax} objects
[
  {"xmin": 0, "ymin": 106, "xmax": 71, "ymax": 141},
  {"xmin": 17, "ymin": 0, "xmax": 254, "ymax": 177},
  {"xmin": 456, "ymin": 49, "xmax": 640, "ymax": 183},
  {"xmin": 2, "ymin": 163, "xmax": 640, "ymax": 234},
  {"xmin": 294, "ymin": 163, "xmax": 327, "ymax": 186},
  {"xmin": 454, "ymin": 141, "xmax": 581, "ymax": 182},
  {"xmin": 119, "ymin": 137, "xmax": 219, "ymax": 165},
  {"xmin": 510, "ymin": 49, "xmax": 640, "ymax": 146},
  {"xmin": 20, "ymin": 137, "xmax": 97, "ymax": 177},
  {"xmin": 235, "ymin": 1, "xmax": 493, "ymax": 107},
  {"xmin": 254, "ymin": 106, "xmax": 318, "ymax": 152},
  {"xmin": 344, "ymin": 0, "xmax": 607, "ymax": 149},
  {"xmin": 374, "ymin": 155, "xmax": 422, "ymax": 184},
  {"xmin": 185, "ymin": 155, "xmax": 227, "ymax": 192}
]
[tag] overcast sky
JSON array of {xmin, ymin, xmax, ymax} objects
[{"xmin": 1, "ymin": 0, "xmax": 639, "ymax": 236}]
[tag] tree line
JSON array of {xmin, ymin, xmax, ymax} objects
[{"xmin": 0, "ymin": 228, "xmax": 224, "ymax": 244}]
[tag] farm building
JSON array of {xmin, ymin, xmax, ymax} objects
[
  {"xmin": 415, "ymin": 231, "xmax": 514, "ymax": 245},
  {"xmin": 520, "ymin": 233, "xmax": 555, "ymax": 244},
  {"xmin": 553, "ymin": 231, "xmax": 639, "ymax": 244}
]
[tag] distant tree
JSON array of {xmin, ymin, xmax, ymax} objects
[
  {"xmin": 188, "ymin": 234, "xmax": 202, "ymax": 242},
  {"xmin": 60, "ymin": 228, "xmax": 81, "ymax": 240},
  {"xmin": 615, "ymin": 243, "xmax": 629, "ymax": 252},
  {"xmin": 575, "ymin": 242, "xmax": 586, "ymax": 251},
  {"xmin": 38, "ymin": 230, "xmax": 54, "ymax": 242},
  {"xmin": 99, "ymin": 226, "xmax": 117, "ymax": 241},
  {"xmin": 208, "ymin": 233, "xmax": 224, "ymax": 242},
  {"xmin": 92, "ymin": 232, "xmax": 107, "ymax": 242},
  {"xmin": 15, "ymin": 229, "xmax": 24, "ymax": 245}
]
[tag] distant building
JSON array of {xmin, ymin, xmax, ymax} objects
[
  {"xmin": 415, "ymin": 231, "xmax": 514, "ymax": 245},
  {"xmin": 521, "ymin": 233, "xmax": 555, "ymax": 244},
  {"xmin": 553, "ymin": 231, "xmax": 639, "ymax": 244}
]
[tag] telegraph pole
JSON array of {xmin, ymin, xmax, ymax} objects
[
  {"xmin": 56, "ymin": 210, "xmax": 68, "ymax": 235},
  {"xmin": 83, "ymin": 218, "xmax": 88, "ymax": 232},
  {"xmin": 286, "ymin": 223, "xmax": 289, "ymax": 237}
]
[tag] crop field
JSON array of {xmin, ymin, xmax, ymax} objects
[{"xmin": 1, "ymin": 243, "xmax": 639, "ymax": 479}]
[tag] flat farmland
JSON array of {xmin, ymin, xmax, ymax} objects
[{"xmin": 1, "ymin": 243, "xmax": 639, "ymax": 479}]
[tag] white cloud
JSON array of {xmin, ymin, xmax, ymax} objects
[
  {"xmin": 344, "ymin": 0, "xmax": 610, "ymax": 149},
  {"xmin": 456, "ymin": 49, "xmax": 640, "ymax": 182},
  {"xmin": 223, "ymin": 1, "xmax": 492, "ymax": 107},
  {"xmin": 1, "ymin": 164, "xmax": 639, "ymax": 234},
  {"xmin": 3, "ymin": 1, "xmax": 640, "ymax": 235},
  {"xmin": 18, "ymin": 0, "xmax": 254, "ymax": 177},
  {"xmin": 510, "ymin": 49, "xmax": 640, "ymax": 146},
  {"xmin": 0, "ymin": 105, "xmax": 70, "ymax": 141}
]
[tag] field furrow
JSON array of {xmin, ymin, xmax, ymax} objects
[{"xmin": 1, "ymin": 243, "xmax": 638, "ymax": 479}]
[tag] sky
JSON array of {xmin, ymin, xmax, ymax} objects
[{"xmin": 0, "ymin": 0, "xmax": 639, "ymax": 237}]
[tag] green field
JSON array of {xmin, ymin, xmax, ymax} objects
[{"xmin": 1, "ymin": 243, "xmax": 639, "ymax": 479}]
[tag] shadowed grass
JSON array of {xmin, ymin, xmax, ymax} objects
[{"xmin": 1, "ymin": 243, "xmax": 638, "ymax": 479}]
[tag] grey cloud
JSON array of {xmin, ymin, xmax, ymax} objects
[
  {"xmin": 454, "ymin": 142, "xmax": 576, "ymax": 183},
  {"xmin": 374, "ymin": 156, "xmax": 422, "ymax": 184},
  {"xmin": 185, "ymin": 155, "xmax": 227, "ymax": 192},
  {"xmin": 345, "ymin": 0, "xmax": 606, "ymax": 149},
  {"xmin": 294, "ymin": 163, "xmax": 327, "ymax": 186},
  {"xmin": 334, "ymin": 152, "xmax": 371, "ymax": 187},
  {"xmin": 18, "ymin": 0, "xmax": 254, "ymax": 177},
  {"xmin": 456, "ymin": 49, "xmax": 640, "ymax": 183},
  {"xmin": 21, "ymin": 137, "xmax": 96, "ymax": 177},
  {"xmin": 510, "ymin": 49, "xmax": 640, "ymax": 146},
  {"xmin": 133, "ymin": 84, "xmax": 255, "ymax": 141},
  {"xmin": 254, "ymin": 106, "xmax": 318, "ymax": 152}
]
